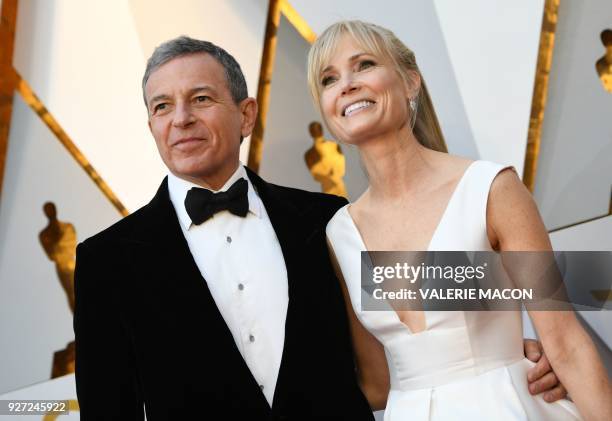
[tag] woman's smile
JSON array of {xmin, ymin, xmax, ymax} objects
[{"xmin": 343, "ymin": 100, "xmax": 376, "ymax": 117}]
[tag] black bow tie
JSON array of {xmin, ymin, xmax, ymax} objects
[{"xmin": 184, "ymin": 178, "xmax": 249, "ymax": 225}]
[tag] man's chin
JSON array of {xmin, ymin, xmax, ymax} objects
[
  {"xmin": 170, "ymin": 161, "xmax": 238, "ymax": 185},
  {"xmin": 170, "ymin": 157, "xmax": 214, "ymax": 175}
]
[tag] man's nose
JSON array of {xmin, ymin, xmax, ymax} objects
[{"xmin": 172, "ymin": 103, "xmax": 196, "ymax": 127}]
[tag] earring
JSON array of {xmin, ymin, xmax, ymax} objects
[
  {"xmin": 409, "ymin": 98, "xmax": 417, "ymax": 112},
  {"xmin": 409, "ymin": 97, "xmax": 418, "ymax": 129}
]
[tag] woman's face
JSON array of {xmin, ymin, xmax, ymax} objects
[{"xmin": 318, "ymin": 34, "xmax": 413, "ymax": 145}]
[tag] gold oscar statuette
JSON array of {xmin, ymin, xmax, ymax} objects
[
  {"xmin": 39, "ymin": 202, "xmax": 77, "ymax": 378},
  {"xmin": 596, "ymin": 29, "xmax": 612, "ymax": 93},
  {"xmin": 304, "ymin": 121, "xmax": 348, "ymax": 198}
]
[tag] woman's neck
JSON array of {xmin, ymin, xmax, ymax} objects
[{"xmin": 358, "ymin": 128, "xmax": 434, "ymax": 202}]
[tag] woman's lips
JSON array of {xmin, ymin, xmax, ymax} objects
[{"xmin": 342, "ymin": 100, "xmax": 376, "ymax": 117}]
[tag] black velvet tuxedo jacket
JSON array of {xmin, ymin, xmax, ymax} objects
[{"xmin": 73, "ymin": 168, "xmax": 374, "ymax": 421}]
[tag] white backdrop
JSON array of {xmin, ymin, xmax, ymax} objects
[
  {"xmin": 1, "ymin": 0, "xmax": 610, "ymax": 415},
  {"xmin": 13, "ymin": 0, "xmax": 267, "ymax": 212},
  {"xmin": 0, "ymin": 96, "xmax": 121, "ymax": 394},
  {"xmin": 533, "ymin": 0, "xmax": 612, "ymax": 230}
]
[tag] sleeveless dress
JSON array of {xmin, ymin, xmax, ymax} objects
[{"xmin": 326, "ymin": 160, "xmax": 581, "ymax": 420}]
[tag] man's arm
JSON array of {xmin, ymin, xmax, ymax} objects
[{"xmin": 74, "ymin": 242, "xmax": 144, "ymax": 420}]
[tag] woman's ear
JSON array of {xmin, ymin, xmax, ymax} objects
[{"xmin": 404, "ymin": 70, "xmax": 421, "ymax": 99}]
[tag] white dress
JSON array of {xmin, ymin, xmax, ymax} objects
[{"xmin": 326, "ymin": 160, "xmax": 581, "ymax": 420}]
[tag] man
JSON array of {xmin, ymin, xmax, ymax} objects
[{"xmin": 74, "ymin": 36, "xmax": 565, "ymax": 420}]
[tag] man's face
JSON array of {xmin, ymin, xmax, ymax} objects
[{"xmin": 145, "ymin": 53, "xmax": 255, "ymax": 188}]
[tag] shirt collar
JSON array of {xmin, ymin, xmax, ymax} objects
[{"xmin": 167, "ymin": 164, "xmax": 263, "ymax": 230}]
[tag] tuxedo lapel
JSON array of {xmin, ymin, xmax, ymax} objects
[
  {"xmin": 121, "ymin": 178, "xmax": 270, "ymax": 411},
  {"xmin": 246, "ymin": 170, "xmax": 305, "ymax": 269}
]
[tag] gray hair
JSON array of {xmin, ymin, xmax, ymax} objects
[{"xmin": 142, "ymin": 36, "xmax": 248, "ymax": 107}]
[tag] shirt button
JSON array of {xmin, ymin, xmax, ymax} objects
[
  {"xmin": 259, "ymin": 384, "xmax": 264, "ymax": 390},
  {"xmin": 238, "ymin": 283, "xmax": 244, "ymax": 291},
  {"xmin": 249, "ymin": 334, "xmax": 255, "ymax": 343},
  {"xmin": 226, "ymin": 236, "xmax": 232, "ymax": 243}
]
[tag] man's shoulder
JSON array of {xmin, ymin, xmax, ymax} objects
[
  {"xmin": 270, "ymin": 182, "xmax": 347, "ymax": 205},
  {"xmin": 78, "ymin": 203, "xmax": 152, "ymax": 252},
  {"xmin": 264, "ymin": 181, "xmax": 348, "ymax": 221},
  {"xmin": 246, "ymin": 166, "xmax": 347, "ymax": 213}
]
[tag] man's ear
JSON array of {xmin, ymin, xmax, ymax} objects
[{"xmin": 239, "ymin": 97, "xmax": 258, "ymax": 138}]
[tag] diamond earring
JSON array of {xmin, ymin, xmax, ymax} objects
[{"xmin": 409, "ymin": 98, "xmax": 417, "ymax": 112}]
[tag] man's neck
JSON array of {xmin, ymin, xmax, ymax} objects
[{"xmin": 172, "ymin": 163, "xmax": 241, "ymax": 191}]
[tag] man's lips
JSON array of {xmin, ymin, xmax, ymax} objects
[{"xmin": 171, "ymin": 137, "xmax": 205, "ymax": 147}]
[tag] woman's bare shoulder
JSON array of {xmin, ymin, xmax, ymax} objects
[{"xmin": 429, "ymin": 152, "xmax": 475, "ymax": 185}]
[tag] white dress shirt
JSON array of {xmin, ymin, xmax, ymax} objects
[{"xmin": 167, "ymin": 165, "xmax": 288, "ymax": 405}]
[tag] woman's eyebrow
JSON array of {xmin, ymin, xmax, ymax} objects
[{"xmin": 321, "ymin": 52, "xmax": 368, "ymax": 74}]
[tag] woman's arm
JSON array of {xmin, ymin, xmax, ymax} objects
[
  {"xmin": 487, "ymin": 169, "xmax": 612, "ymax": 420},
  {"xmin": 327, "ymin": 239, "xmax": 390, "ymax": 411}
]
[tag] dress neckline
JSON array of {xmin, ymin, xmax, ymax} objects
[
  {"xmin": 344, "ymin": 160, "xmax": 479, "ymax": 252},
  {"xmin": 339, "ymin": 160, "xmax": 479, "ymax": 335}
]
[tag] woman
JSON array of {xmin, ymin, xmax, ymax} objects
[{"xmin": 307, "ymin": 20, "xmax": 611, "ymax": 420}]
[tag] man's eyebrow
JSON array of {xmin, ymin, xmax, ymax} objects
[
  {"xmin": 148, "ymin": 86, "xmax": 218, "ymax": 106},
  {"xmin": 149, "ymin": 94, "xmax": 171, "ymax": 106},
  {"xmin": 189, "ymin": 86, "xmax": 217, "ymax": 96},
  {"xmin": 321, "ymin": 52, "xmax": 368, "ymax": 74}
]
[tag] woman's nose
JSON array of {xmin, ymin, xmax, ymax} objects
[{"xmin": 340, "ymin": 77, "xmax": 359, "ymax": 96}]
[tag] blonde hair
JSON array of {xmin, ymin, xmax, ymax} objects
[{"xmin": 307, "ymin": 20, "xmax": 447, "ymax": 153}]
